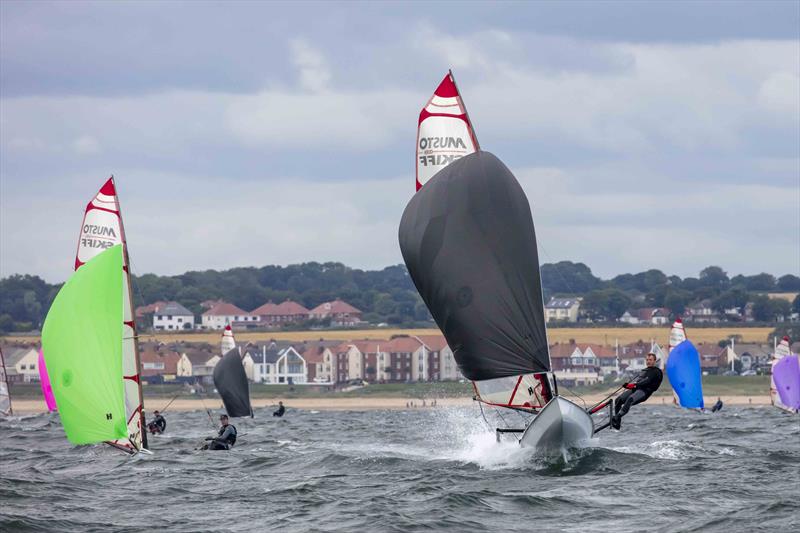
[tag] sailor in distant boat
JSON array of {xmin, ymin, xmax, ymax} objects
[
  {"xmin": 202, "ymin": 414, "xmax": 237, "ymax": 450},
  {"xmin": 273, "ymin": 401, "xmax": 286, "ymax": 417},
  {"xmin": 710, "ymin": 397, "xmax": 723, "ymax": 412},
  {"xmin": 612, "ymin": 352, "xmax": 663, "ymax": 429},
  {"xmin": 148, "ymin": 410, "xmax": 166, "ymax": 434}
]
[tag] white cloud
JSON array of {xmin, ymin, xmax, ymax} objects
[
  {"xmin": 72, "ymin": 135, "xmax": 101, "ymax": 154},
  {"xmin": 290, "ymin": 38, "xmax": 332, "ymax": 92}
]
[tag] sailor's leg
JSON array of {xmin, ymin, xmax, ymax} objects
[
  {"xmin": 615, "ymin": 390, "xmax": 633, "ymax": 415},
  {"xmin": 618, "ymin": 390, "xmax": 648, "ymax": 418}
]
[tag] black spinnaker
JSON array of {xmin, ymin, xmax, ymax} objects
[
  {"xmin": 399, "ymin": 151, "xmax": 550, "ymax": 381},
  {"xmin": 213, "ymin": 348, "xmax": 254, "ymax": 418}
]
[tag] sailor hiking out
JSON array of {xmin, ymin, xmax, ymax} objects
[
  {"xmin": 612, "ymin": 352, "xmax": 663, "ymax": 429},
  {"xmin": 148, "ymin": 410, "xmax": 166, "ymax": 434},
  {"xmin": 203, "ymin": 414, "xmax": 237, "ymax": 450},
  {"xmin": 273, "ymin": 401, "xmax": 286, "ymax": 417}
]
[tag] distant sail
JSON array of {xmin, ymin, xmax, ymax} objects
[
  {"xmin": 668, "ymin": 318, "xmax": 687, "ymax": 353},
  {"xmin": 0, "ymin": 347, "xmax": 11, "ymax": 416},
  {"xmin": 213, "ymin": 348, "xmax": 253, "ymax": 418},
  {"xmin": 416, "ymin": 70, "xmax": 479, "ymax": 190},
  {"xmin": 771, "ymin": 336, "xmax": 799, "ymax": 413},
  {"xmin": 42, "ymin": 246, "xmax": 128, "ymax": 444},
  {"xmin": 38, "ymin": 350, "xmax": 57, "ymax": 412},
  {"xmin": 221, "ymin": 325, "xmax": 236, "ymax": 355},
  {"xmin": 665, "ymin": 339, "xmax": 704, "ymax": 409},
  {"xmin": 400, "ymin": 151, "xmax": 550, "ymax": 380},
  {"xmin": 75, "ymin": 177, "xmax": 146, "ymax": 451}
]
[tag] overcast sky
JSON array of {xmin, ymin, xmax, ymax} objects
[{"xmin": 2, "ymin": 0, "xmax": 798, "ymax": 283}]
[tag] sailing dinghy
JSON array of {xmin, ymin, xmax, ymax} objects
[
  {"xmin": 42, "ymin": 245, "xmax": 134, "ymax": 446},
  {"xmin": 399, "ymin": 151, "xmax": 593, "ymax": 454},
  {"xmin": 771, "ymin": 336, "xmax": 800, "ymax": 414},
  {"xmin": 38, "ymin": 349, "xmax": 57, "ymax": 412},
  {"xmin": 0, "ymin": 347, "xmax": 12, "ymax": 416},
  {"xmin": 213, "ymin": 348, "xmax": 253, "ymax": 418},
  {"xmin": 221, "ymin": 324, "xmax": 236, "ymax": 355}
]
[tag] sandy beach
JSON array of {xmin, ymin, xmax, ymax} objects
[{"xmin": 9, "ymin": 394, "xmax": 773, "ymax": 414}]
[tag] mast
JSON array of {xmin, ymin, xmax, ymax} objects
[
  {"xmin": 112, "ymin": 177, "xmax": 148, "ymax": 451},
  {"xmin": 0, "ymin": 346, "xmax": 12, "ymax": 416}
]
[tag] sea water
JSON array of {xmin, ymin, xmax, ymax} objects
[{"xmin": 1, "ymin": 405, "xmax": 797, "ymax": 532}]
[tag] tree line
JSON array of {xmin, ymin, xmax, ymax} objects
[{"xmin": 1, "ymin": 262, "xmax": 798, "ymax": 332}]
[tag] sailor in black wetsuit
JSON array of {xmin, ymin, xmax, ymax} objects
[
  {"xmin": 711, "ymin": 397, "xmax": 723, "ymax": 412},
  {"xmin": 273, "ymin": 401, "xmax": 286, "ymax": 417},
  {"xmin": 148, "ymin": 410, "xmax": 167, "ymax": 434},
  {"xmin": 612, "ymin": 352, "xmax": 663, "ymax": 429},
  {"xmin": 203, "ymin": 414, "xmax": 237, "ymax": 450}
]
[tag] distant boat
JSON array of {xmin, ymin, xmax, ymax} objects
[
  {"xmin": 771, "ymin": 336, "xmax": 799, "ymax": 414},
  {"xmin": 0, "ymin": 347, "xmax": 12, "ymax": 416},
  {"xmin": 400, "ymin": 151, "xmax": 593, "ymax": 455},
  {"xmin": 664, "ymin": 318, "xmax": 704, "ymax": 410},
  {"xmin": 416, "ymin": 70, "xmax": 479, "ymax": 191},
  {"xmin": 213, "ymin": 348, "xmax": 253, "ymax": 418},
  {"xmin": 221, "ymin": 324, "xmax": 236, "ymax": 355},
  {"xmin": 38, "ymin": 349, "xmax": 57, "ymax": 412},
  {"xmin": 42, "ymin": 177, "xmax": 148, "ymax": 454},
  {"xmin": 42, "ymin": 245, "xmax": 136, "ymax": 447}
]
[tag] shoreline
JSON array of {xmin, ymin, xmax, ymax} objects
[{"xmin": 9, "ymin": 394, "xmax": 773, "ymax": 414}]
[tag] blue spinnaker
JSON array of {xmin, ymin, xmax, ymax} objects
[{"xmin": 666, "ymin": 340, "xmax": 704, "ymax": 409}]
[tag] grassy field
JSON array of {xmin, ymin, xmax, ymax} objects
[{"xmin": 2, "ymin": 326, "xmax": 774, "ymax": 346}]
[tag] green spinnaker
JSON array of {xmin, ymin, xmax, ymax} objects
[{"xmin": 42, "ymin": 245, "xmax": 126, "ymax": 444}]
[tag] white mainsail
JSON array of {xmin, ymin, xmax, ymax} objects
[
  {"xmin": 221, "ymin": 325, "xmax": 236, "ymax": 355},
  {"xmin": 75, "ymin": 177, "xmax": 146, "ymax": 452},
  {"xmin": 416, "ymin": 70, "xmax": 479, "ymax": 190},
  {"xmin": 0, "ymin": 347, "xmax": 12, "ymax": 416}
]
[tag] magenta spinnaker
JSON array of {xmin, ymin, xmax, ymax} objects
[
  {"xmin": 38, "ymin": 349, "xmax": 57, "ymax": 412},
  {"xmin": 773, "ymin": 354, "xmax": 800, "ymax": 411}
]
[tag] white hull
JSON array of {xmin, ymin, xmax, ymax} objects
[{"xmin": 519, "ymin": 396, "xmax": 594, "ymax": 453}]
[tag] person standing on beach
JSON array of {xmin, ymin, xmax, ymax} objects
[{"xmin": 612, "ymin": 352, "xmax": 663, "ymax": 429}]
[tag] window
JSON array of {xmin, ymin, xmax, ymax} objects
[
  {"xmin": 178, "ymin": 317, "xmax": 183, "ymax": 322},
  {"xmin": 396, "ymin": 362, "xmax": 401, "ymax": 370},
  {"xmin": 20, "ymin": 364, "xmax": 26, "ymax": 370},
  {"xmin": 157, "ymin": 315, "xmax": 163, "ymax": 320},
  {"xmin": 143, "ymin": 362, "xmax": 165, "ymax": 370}
]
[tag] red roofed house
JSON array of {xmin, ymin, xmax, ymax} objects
[
  {"xmin": 139, "ymin": 342, "xmax": 181, "ymax": 382},
  {"xmin": 416, "ymin": 334, "xmax": 459, "ymax": 381},
  {"xmin": 252, "ymin": 299, "xmax": 310, "ymax": 326},
  {"xmin": 201, "ymin": 302, "xmax": 260, "ymax": 330},
  {"xmin": 309, "ymin": 299, "xmax": 362, "ymax": 326}
]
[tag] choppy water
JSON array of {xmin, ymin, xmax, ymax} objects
[{"xmin": 1, "ymin": 404, "xmax": 798, "ymax": 532}]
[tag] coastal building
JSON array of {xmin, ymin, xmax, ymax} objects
[
  {"xmin": 685, "ymin": 300, "xmax": 720, "ymax": 323},
  {"xmin": 620, "ymin": 308, "xmax": 670, "ymax": 325},
  {"xmin": 201, "ymin": 302, "xmax": 259, "ymax": 330},
  {"xmin": 252, "ymin": 345, "xmax": 308, "ymax": 384},
  {"xmin": 139, "ymin": 343, "xmax": 181, "ymax": 382},
  {"xmin": 417, "ymin": 334, "xmax": 457, "ymax": 381},
  {"xmin": 308, "ymin": 299, "xmax": 363, "ymax": 326},
  {"xmin": 152, "ymin": 301, "xmax": 195, "ymax": 331},
  {"xmin": 296, "ymin": 341, "xmax": 338, "ymax": 384},
  {"xmin": 544, "ymin": 298, "xmax": 581, "ymax": 323},
  {"xmin": 2, "ymin": 346, "xmax": 39, "ymax": 383},
  {"xmin": 177, "ymin": 347, "xmax": 220, "ymax": 383},
  {"xmin": 251, "ymin": 299, "xmax": 310, "ymax": 326}
]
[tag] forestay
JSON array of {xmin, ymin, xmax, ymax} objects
[
  {"xmin": 213, "ymin": 348, "xmax": 253, "ymax": 418},
  {"xmin": 75, "ymin": 177, "xmax": 146, "ymax": 451},
  {"xmin": 399, "ymin": 151, "xmax": 550, "ymax": 381},
  {"xmin": 416, "ymin": 71, "xmax": 479, "ymax": 190},
  {"xmin": 42, "ymin": 246, "xmax": 128, "ymax": 444}
]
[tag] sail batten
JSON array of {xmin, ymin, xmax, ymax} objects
[{"xmin": 400, "ymin": 151, "xmax": 550, "ymax": 381}]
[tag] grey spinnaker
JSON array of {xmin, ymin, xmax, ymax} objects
[
  {"xmin": 398, "ymin": 151, "xmax": 550, "ymax": 381},
  {"xmin": 213, "ymin": 348, "xmax": 253, "ymax": 418}
]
